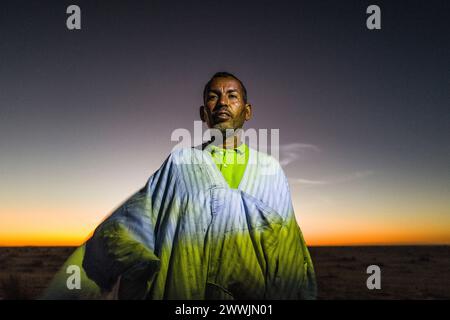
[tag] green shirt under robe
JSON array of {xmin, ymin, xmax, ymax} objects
[{"xmin": 205, "ymin": 143, "xmax": 249, "ymax": 189}]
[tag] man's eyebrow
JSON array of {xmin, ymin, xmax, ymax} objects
[{"xmin": 206, "ymin": 88, "xmax": 239, "ymax": 95}]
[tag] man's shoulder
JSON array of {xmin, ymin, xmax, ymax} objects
[
  {"xmin": 166, "ymin": 146, "xmax": 208, "ymax": 165},
  {"xmin": 248, "ymin": 146, "xmax": 285, "ymax": 176}
]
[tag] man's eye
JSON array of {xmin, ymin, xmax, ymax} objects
[
  {"xmin": 229, "ymin": 94, "xmax": 238, "ymax": 99},
  {"xmin": 208, "ymin": 95, "xmax": 217, "ymax": 100}
]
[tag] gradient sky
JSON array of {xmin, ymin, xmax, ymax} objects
[{"xmin": 0, "ymin": 0, "xmax": 449, "ymax": 246}]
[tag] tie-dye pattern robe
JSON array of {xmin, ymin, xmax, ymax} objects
[{"xmin": 42, "ymin": 146, "xmax": 316, "ymax": 300}]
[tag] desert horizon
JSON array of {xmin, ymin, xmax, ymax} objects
[{"xmin": 0, "ymin": 245, "xmax": 448, "ymax": 300}]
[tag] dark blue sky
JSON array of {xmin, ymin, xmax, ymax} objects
[{"xmin": 0, "ymin": 0, "xmax": 449, "ymax": 245}]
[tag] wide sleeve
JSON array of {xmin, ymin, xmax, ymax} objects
[
  {"xmin": 82, "ymin": 152, "xmax": 181, "ymax": 299},
  {"xmin": 274, "ymin": 212, "xmax": 317, "ymax": 299},
  {"xmin": 82, "ymin": 195, "xmax": 161, "ymax": 300},
  {"xmin": 41, "ymin": 151, "xmax": 180, "ymax": 300},
  {"xmin": 269, "ymin": 172, "xmax": 317, "ymax": 300}
]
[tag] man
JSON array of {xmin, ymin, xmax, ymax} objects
[{"xmin": 42, "ymin": 72, "xmax": 317, "ymax": 300}]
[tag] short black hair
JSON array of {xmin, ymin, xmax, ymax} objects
[{"xmin": 203, "ymin": 72, "xmax": 248, "ymax": 104}]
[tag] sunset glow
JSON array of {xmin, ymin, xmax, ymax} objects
[{"xmin": 1, "ymin": 1, "xmax": 448, "ymax": 248}]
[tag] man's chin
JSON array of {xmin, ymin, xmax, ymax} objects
[{"xmin": 212, "ymin": 122, "xmax": 233, "ymax": 131}]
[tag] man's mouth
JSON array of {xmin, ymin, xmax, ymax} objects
[{"xmin": 214, "ymin": 110, "xmax": 231, "ymax": 120}]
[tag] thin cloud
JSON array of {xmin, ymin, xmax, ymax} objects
[
  {"xmin": 276, "ymin": 143, "xmax": 321, "ymax": 167},
  {"xmin": 290, "ymin": 170, "xmax": 374, "ymax": 186}
]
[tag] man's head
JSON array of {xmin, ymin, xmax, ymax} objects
[{"xmin": 200, "ymin": 72, "xmax": 252, "ymax": 132}]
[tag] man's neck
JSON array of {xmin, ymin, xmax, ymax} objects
[
  {"xmin": 206, "ymin": 130, "xmax": 243, "ymax": 149},
  {"xmin": 222, "ymin": 134, "xmax": 242, "ymax": 149}
]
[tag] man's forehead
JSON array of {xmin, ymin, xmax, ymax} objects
[{"xmin": 208, "ymin": 77, "xmax": 242, "ymax": 92}]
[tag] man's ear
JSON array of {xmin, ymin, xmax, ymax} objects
[
  {"xmin": 244, "ymin": 103, "xmax": 252, "ymax": 121},
  {"xmin": 199, "ymin": 106, "xmax": 206, "ymax": 122}
]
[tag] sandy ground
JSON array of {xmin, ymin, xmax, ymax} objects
[{"xmin": 0, "ymin": 246, "xmax": 448, "ymax": 300}]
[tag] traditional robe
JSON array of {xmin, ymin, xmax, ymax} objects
[{"xmin": 42, "ymin": 146, "xmax": 317, "ymax": 300}]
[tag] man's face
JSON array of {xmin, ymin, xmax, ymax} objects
[{"xmin": 200, "ymin": 77, "xmax": 252, "ymax": 132}]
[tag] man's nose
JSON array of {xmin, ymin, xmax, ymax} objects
[{"xmin": 218, "ymin": 94, "xmax": 228, "ymax": 107}]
